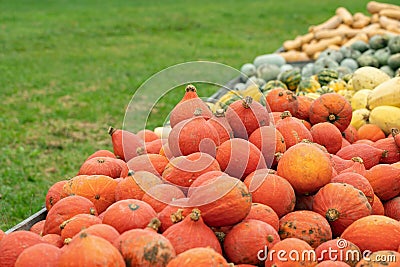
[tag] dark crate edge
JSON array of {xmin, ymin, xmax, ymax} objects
[{"xmin": 6, "ymin": 207, "xmax": 47, "ymax": 234}]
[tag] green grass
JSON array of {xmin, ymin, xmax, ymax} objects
[{"xmin": 1, "ymin": 0, "xmax": 398, "ymax": 230}]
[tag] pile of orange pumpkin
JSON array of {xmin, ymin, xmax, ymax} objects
[{"xmin": 1, "ymin": 84, "xmax": 400, "ymax": 267}]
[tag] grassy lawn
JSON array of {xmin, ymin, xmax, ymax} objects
[{"xmin": 1, "ymin": 0, "xmax": 397, "ymax": 230}]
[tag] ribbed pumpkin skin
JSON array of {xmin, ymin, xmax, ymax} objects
[
  {"xmin": 332, "ymin": 172, "xmax": 374, "ymax": 205},
  {"xmin": 141, "ymin": 184, "xmax": 185, "ymax": 212},
  {"xmin": 59, "ymin": 232, "xmax": 125, "ymax": 267},
  {"xmin": 309, "ymin": 93, "xmax": 352, "ymax": 132},
  {"xmin": 114, "ymin": 171, "xmax": 162, "ymax": 201},
  {"xmin": 364, "ymin": 164, "xmax": 400, "ymax": 201},
  {"xmin": 279, "ymin": 210, "xmax": 332, "ymax": 249},
  {"xmin": 127, "ymin": 154, "xmax": 169, "ymax": 177},
  {"xmin": 0, "ymin": 231, "xmax": 45, "ymax": 267},
  {"xmin": 114, "ymin": 228, "xmax": 176, "ymax": 267},
  {"xmin": 371, "ymin": 194, "xmax": 385, "ymax": 215},
  {"xmin": 14, "ymin": 243, "xmax": 61, "ymax": 267},
  {"xmin": 43, "ymin": 195, "xmax": 98, "ymax": 235},
  {"xmin": 78, "ymin": 224, "xmax": 120, "ymax": 245},
  {"xmin": 384, "ymin": 196, "xmax": 400, "ymax": 221},
  {"xmin": 244, "ymin": 169, "xmax": 296, "ymax": 218},
  {"xmin": 310, "ymin": 122, "xmax": 343, "ymax": 154},
  {"xmin": 313, "ymin": 183, "xmax": 372, "ymax": 237},
  {"xmin": 315, "ymin": 239, "xmax": 361, "ymax": 267},
  {"xmin": 244, "ymin": 203, "xmax": 280, "ymax": 231},
  {"xmin": 225, "ymin": 96, "xmax": 270, "ymax": 139},
  {"xmin": 265, "ymin": 238, "xmax": 318, "ymax": 267},
  {"xmin": 188, "ymin": 175, "xmax": 251, "ymax": 227},
  {"xmin": 162, "ymin": 152, "xmax": 221, "ymax": 188},
  {"xmin": 266, "ymin": 88, "xmax": 299, "ymax": 114},
  {"xmin": 101, "ymin": 199, "xmax": 157, "ymax": 234},
  {"xmin": 168, "ymin": 114, "xmax": 219, "ymax": 157},
  {"xmin": 277, "ymin": 143, "xmax": 332, "ymax": 195},
  {"xmin": 294, "ymin": 95, "xmax": 313, "ymax": 121},
  {"xmin": 62, "ymin": 175, "xmax": 118, "ymax": 214},
  {"xmin": 216, "ymin": 138, "xmax": 267, "ymax": 180},
  {"xmin": 166, "ymin": 247, "xmax": 229, "ymax": 267},
  {"xmin": 336, "ymin": 144, "xmax": 386, "ymax": 170},
  {"xmin": 162, "ymin": 209, "xmax": 222, "ymax": 255},
  {"xmin": 60, "ymin": 214, "xmax": 102, "ymax": 241},
  {"xmin": 341, "ymin": 215, "xmax": 400, "ymax": 252},
  {"xmin": 355, "ymin": 250, "xmax": 400, "ymax": 267},
  {"xmin": 224, "ymin": 219, "xmax": 280, "ymax": 265},
  {"xmin": 45, "ymin": 180, "xmax": 67, "ymax": 211},
  {"xmin": 276, "ymin": 114, "xmax": 313, "ymax": 148},
  {"xmin": 248, "ymin": 126, "xmax": 286, "ymax": 168}
]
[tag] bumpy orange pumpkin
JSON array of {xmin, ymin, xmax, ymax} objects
[
  {"xmin": 225, "ymin": 96, "xmax": 271, "ymax": 139},
  {"xmin": 341, "ymin": 215, "xmax": 400, "ymax": 252},
  {"xmin": 45, "ymin": 180, "xmax": 68, "ymax": 211},
  {"xmin": 60, "ymin": 213, "xmax": 102, "ymax": 241},
  {"xmin": 136, "ymin": 129, "xmax": 159, "ymax": 142},
  {"xmin": 373, "ymin": 137, "xmax": 400, "ymax": 164},
  {"xmin": 41, "ymin": 234, "xmax": 63, "ymax": 248},
  {"xmin": 277, "ymin": 142, "xmax": 332, "ymax": 195},
  {"xmin": 244, "ymin": 169, "xmax": 296, "ymax": 218},
  {"xmin": 78, "ymin": 157, "xmax": 122, "ymax": 178},
  {"xmin": 371, "ymin": 194, "xmax": 385, "ymax": 215},
  {"xmin": 332, "ymin": 172, "xmax": 374, "ymax": 205},
  {"xmin": 59, "ymin": 232, "xmax": 125, "ymax": 266},
  {"xmin": 14, "ymin": 243, "xmax": 61, "ymax": 267},
  {"xmin": 166, "ymin": 247, "xmax": 229, "ymax": 267},
  {"xmin": 266, "ymin": 88, "xmax": 299, "ymax": 114},
  {"xmin": 141, "ymin": 183, "xmax": 185, "ymax": 212},
  {"xmin": 276, "ymin": 111, "xmax": 313, "ymax": 148},
  {"xmin": 310, "ymin": 122, "xmax": 343, "ymax": 154},
  {"xmin": 364, "ymin": 164, "xmax": 400, "ymax": 201},
  {"xmin": 279, "ymin": 210, "xmax": 332, "ymax": 249},
  {"xmin": 309, "ymin": 93, "xmax": 352, "ymax": 132},
  {"xmin": 313, "ymin": 183, "xmax": 372, "ymax": 237},
  {"xmin": 207, "ymin": 109, "xmax": 234, "ymax": 144},
  {"xmin": 224, "ymin": 219, "xmax": 280, "ymax": 265},
  {"xmin": 127, "ymin": 154, "xmax": 169, "ymax": 177},
  {"xmin": 29, "ymin": 220, "xmax": 45, "ymax": 236},
  {"xmin": 294, "ymin": 95, "xmax": 313, "ymax": 121},
  {"xmin": 157, "ymin": 198, "xmax": 193, "ymax": 233},
  {"xmin": 85, "ymin": 149, "xmax": 117, "ymax": 161},
  {"xmin": 342, "ymin": 125, "xmax": 359, "ymax": 144},
  {"xmin": 114, "ymin": 171, "xmax": 162, "ymax": 201},
  {"xmin": 315, "ymin": 238, "xmax": 361, "ymax": 267},
  {"xmin": 244, "ymin": 203, "xmax": 280, "ymax": 231},
  {"xmin": 78, "ymin": 224, "xmax": 120, "ymax": 245},
  {"xmin": 108, "ymin": 126, "xmax": 144, "ymax": 162},
  {"xmin": 336, "ymin": 144, "xmax": 387, "ymax": 170},
  {"xmin": 357, "ymin": 124, "xmax": 385, "ymax": 142},
  {"xmin": 339, "ymin": 157, "xmax": 366, "ymax": 176},
  {"xmin": 384, "ymin": 196, "xmax": 400, "ymax": 221}
]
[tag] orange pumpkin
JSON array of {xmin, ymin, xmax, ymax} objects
[
  {"xmin": 101, "ymin": 199, "xmax": 157, "ymax": 234},
  {"xmin": 276, "ymin": 111, "xmax": 313, "ymax": 148},
  {"xmin": 339, "ymin": 157, "xmax": 366, "ymax": 176},
  {"xmin": 248, "ymin": 126, "xmax": 286, "ymax": 168},
  {"xmin": 224, "ymin": 219, "xmax": 280, "ymax": 265},
  {"xmin": 342, "ymin": 125, "xmax": 359, "ymax": 144},
  {"xmin": 114, "ymin": 224, "xmax": 176, "ymax": 267},
  {"xmin": 364, "ymin": 164, "xmax": 400, "ymax": 201},
  {"xmin": 14, "ymin": 243, "xmax": 61, "ymax": 267},
  {"xmin": 336, "ymin": 144, "xmax": 387, "ymax": 170},
  {"xmin": 332, "ymin": 172, "xmax": 374, "ymax": 205},
  {"xmin": 216, "ymin": 138, "xmax": 266, "ymax": 180},
  {"xmin": 310, "ymin": 122, "xmax": 343, "ymax": 154},
  {"xmin": 41, "ymin": 234, "xmax": 63, "ymax": 248},
  {"xmin": 166, "ymin": 247, "xmax": 229, "ymax": 267},
  {"xmin": 85, "ymin": 149, "xmax": 117, "ymax": 161},
  {"xmin": 60, "ymin": 213, "xmax": 102, "ymax": 241},
  {"xmin": 294, "ymin": 95, "xmax": 313, "ymax": 121},
  {"xmin": 169, "ymin": 84, "xmax": 213, "ymax": 128},
  {"xmin": 0, "ymin": 231, "xmax": 45, "ymax": 267},
  {"xmin": 392, "ymin": 128, "xmax": 400, "ymax": 148},
  {"xmin": 384, "ymin": 196, "xmax": 400, "ymax": 221},
  {"xmin": 157, "ymin": 198, "xmax": 193, "ymax": 233},
  {"xmin": 266, "ymin": 88, "xmax": 299, "ymax": 114},
  {"xmin": 279, "ymin": 210, "xmax": 332, "ymax": 249},
  {"xmin": 62, "ymin": 175, "xmax": 118, "ymax": 214},
  {"xmin": 43, "ymin": 195, "xmax": 97, "ymax": 235},
  {"xmin": 59, "ymin": 232, "xmax": 125, "ymax": 266},
  {"xmin": 114, "ymin": 171, "xmax": 162, "ymax": 201},
  {"xmin": 141, "ymin": 138, "xmax": 165, "ymax": 154},
  {"xmin": 226, "ymin": 96, "xmax": 271, "ymax": 139},
  {"xmin": 244, "ymin": 203, "xmax": 280, "ymax": 231},
  {"xmin": 341, "ymin": 215, "xmax": 400, "ymax": 252},
  {"xmin": 30, "ymin": 220, "xmax": 45, "ymax": 236},
  {"xmin": 244, "ymin": 169, "xmax": 296, "ymax": 218},
  {"xmin": 277, "ymin": 143, "xmax": 332, "ymax": 195},
  {"xmin": 315, "ymin": 238, "xmax": 361, "ymax": 267},
  {"xmin": 207, "ymin": 109, "xmax": 234, "ymax": 144},
  {"xmin": 78, "ymin": 224, "xmax": 120, "ymax": 245},
  {"xmin": 187, "ymin": 170, "xmax": 229, "ymax": 197},
  {"xmin": 79, "ymin": 156, "xmax": 123, "ymax": 178},
  {"xmin": 313, "ymin": 183, "xmax": 371, "ymax": 237},
  {"xmin": 136, "ymin": 129, "xmax": 159, "ymax": 142},
  {"xmin": 341, "ymin": 137, "xmax": 351, "ymax": 148},
  {"xmin": 141, "ymin": 184, "xmax": 185, "ymax": 212},
  {"xmin": 354, "ymin": 139, "xmax": 375, "ymax": 145},
  {"xmin": 355, "ymin": 250, "xmax": 400, "ymax": 266},
  {"xmin": 162, "ymin": 152, "xmax": 220, "ymax": 188},
  {"xmin": 316, "ymin": 261, "xmax": 351, "ymax": 266},
  {"xmin": 330, "ymin": 155, "xmax": 354, "ymax": 174},
  {"xmin": 357, "ymin": 124, "xmax": 386, "ymax": 142},
  {"xmin": 371, "ymin": 194, "xmax": 385, "ymax": 215},
  {"xmin": 45, "ymin": 180, "xmax": 68, "ymax": 211},
  {"xmin": 127, "ymin": 154, "xmax": 169, "ymax": 177},
  {"xmin": 168, "ymin": 108, "xmax": 219, "ymax": 157},
  {"xmin": 309, "ymin": 93, "xmax": 352, "ymax": 132},
  {"xmin": 373, "ymin": 137, "xmax": 400, "ymax": 164},
  {"xmin": 108, "ymin": 126, "xmax": 144, "ymax": 162},
  {"xmin": 265, "ymin": 238, "xmax": 318, "ymax": 267}
]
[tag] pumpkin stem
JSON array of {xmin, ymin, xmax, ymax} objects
[
  {"xmin": 351, "ymin": 157, "xmax": 364, "ymax": 164},
  {"xmin": 326, "ymin": 208, "xmax": 340, "ymax": 222},
  {"xmin": 171, "ymin": 209, "xmax": 185, "ymax": 223},
  {"xmin": 96, "ymin": 158, "xmax": 105, "ymax": 164},
  {"xmin": 382, "ymin": 150, "xmax": 389, "ymax": 158},
  {"xmin": 391, "ymin": 128, "xmax": 399, "ymax": 137},
  {"xmin": 214, "ymin": 231, "xmax": 226, "ymax": 244},
  {"xmin": 274, "ymin": 152, "xmax": 283, "ymax": 163},
  {"xmin": 127, "ymin": 170, "xmax": 135, "ymax": 176},
  {"xmin": 89, "ymin": 207, "xmax": 96, "ymax": 215},
  {"xmin": 280, "ymin": 111, "xmax": 292, "ymax": 119},
  {"xmin": 136, "ymin": 146, "xmax": 146, "ymax": 156},
  {"xmin": 128, "ymin": 203, "xmax": 140, "ymax": 211},
  {"xmin": 328, "ymin": 114, "xmax": 337, "ymax": 122},
  {"xmin": 79, "ymin": 232, "xmax": 88, "ymax": 238},
  {"xmin": 242, "ymin": 96, "xmax": 253, "ymax": 109},
  {"xmin": 185, "ymin": 84, "xmax": 197, "ymax": 92},
  {"xmin": 64, "ymin": 238, "xmax": 72, "ymax": 245},
  {"xmin": 268, "ymin": 169, "xmax": 276, "ymax": 174},
  {"xmin": 193, "ymin": 108, "xmax": 203, "ymax": 116},
  {"xmin": 147, "ymin": 218, "xmax": 161, "ymax": 232},
  {"xmin": 108, "ymin": 126, "xmax": 116, "ymax": 136},
  {"xmin": 189, "ymin": 208, "xmax": 201, "ymax": 221},
  {"xmin": 214, "ymin": 109, "xmax": 225, "ymax": 117}
]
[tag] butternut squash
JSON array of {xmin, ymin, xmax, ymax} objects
[
  {"xmin": 304, "ymin": 35, "xmax": 343, "ymax": 56},
  {"xmin": 367, "ymin": 1, "xmax": 400, "ymax": 14},
  {"xmin": 309, "ymin": 15, "xmax": 342, "ymax": 32},
  {"xmin": 379, "ymin": 8, "xmax": 400, "ymax": 20},
  {"xmin": 336, "ymin": 7, "xmax": 354, "ymax": 25}
]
